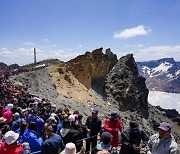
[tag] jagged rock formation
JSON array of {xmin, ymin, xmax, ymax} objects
[
  {"xmin": 105, "ymin": 54, "xmax": 149, "ymax": 117},
  {"xmin": 104, "ymin": 54, "xmax": 180, "ymax": 142},
  {"xmin": 67, "ymin": 48, "xmax": 117, "ymax": 95}
]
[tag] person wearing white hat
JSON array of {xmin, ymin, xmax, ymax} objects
[
  {"xmin": 7, "ymin": 103, "xmax": 14, "ymax": 110},
  {"xmin": 60, "ymin": 142, "xmax": 76, "ymax": 154},
  {"xmin": 0, "ymin": 130, "xmax": 30, "ymax": 154},
  {"xmin": 68, "ymin": 115, "xmax": 76, "ymax": 122}
]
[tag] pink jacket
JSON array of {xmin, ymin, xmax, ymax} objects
[{"xmin": 3, "ymin": 110, "xmax": 13, "ymax": 124}]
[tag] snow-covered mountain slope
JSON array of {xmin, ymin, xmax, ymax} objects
[
  {"xmin": 137, "ymin": 58, "xmax": 180, "ymax": 93},
  {"xmin": 148, "ymin": 91, "xmax": 180, "ymax": 113}
]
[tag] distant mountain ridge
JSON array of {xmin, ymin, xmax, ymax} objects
[
  {"xmin": 137, "ymin": 58, "xmax": 180, "ymax": 93},
  {"xmin": 0, "ymin": 62, "xmax": 19, "ymax": 74}
]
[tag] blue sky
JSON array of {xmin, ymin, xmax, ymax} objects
[{"xmin": 0, "ymin": 0, "xmax": 180, "ymax": 65}]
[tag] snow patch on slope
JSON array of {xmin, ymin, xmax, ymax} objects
[
  {"xmin": 176, "ymin": 70, "xmax": 180, "ymax": 76},
  {"xmin": 142, "ymin": 66, "xmax": 151, "ymax": 75},
  {"xmin": 150, "ymin": 62, "xmax": 173, "ymax": 77}
]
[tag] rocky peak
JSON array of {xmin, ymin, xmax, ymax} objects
[
  {"xmin": 158, "ymin": 57, "xmax": 175, "ymax": 64},
  {"xmin": 0, "ymin": 62, "xmax": 8, "ymax": 73},
  {"xmin": 67, "ymin": 48, "xmax": 118, "ymax": 95},
  {"xmin": 105, "ymin": 54, "xmax": 149, "ymax": 118},
  {"xmin": 105, "ymin": 48, "xmax": 118, "ymax": 70}
]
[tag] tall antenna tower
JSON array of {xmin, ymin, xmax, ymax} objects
[{"xmin": 34, "ymin": 48, "xmax": 37, "ymax": 64}]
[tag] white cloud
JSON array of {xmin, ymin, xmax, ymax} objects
[
  {"xmin": 43, "ymin": 38, "xmax": 49, "ymax": 42},
  {"xmin": 140, "ymin": 45, "xmax": 180, "ymax": 53},
  {"xmin": 114, "ymin": 25, "xmax": 151, "ymax": 38},
  {"xmin": 0, "ymin": 50, "xmax": 15, "ymax": 57},
  {"xmin": 0, "ymin": 48, "xmax": 39, "ymax": 65},
  {"xmin": 78, "ymin": 45, "xmax": 83, "ymax": 48},
  {"xmin": 23, "ymin": 41, "xmax": 34, "ymax": 46},
  {"xmin": 1, "ymin": 48, "xmax": 8, "ymax": 50},
  {"xmin": 134, "ymin": 45, "xmax": 180, "ymax": 61},
  {"xmin": 116, "ymin": 45, "xmax": 180, "ymax": 62},
  {"xmin": 137, "ymin": 44, "xmax": 144, "ymax": 48},
  {"xmin": 0, "ymin": 47, "xmax": 80, "ymax": 65}
]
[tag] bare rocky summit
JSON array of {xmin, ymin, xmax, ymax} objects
[
  {"xmin": 2, "ymin": 48, "xmax": 180, "ymax": 144},
  {"xmin": 67, "ymin": 47, "xmax": 117, "ymax": 96}
]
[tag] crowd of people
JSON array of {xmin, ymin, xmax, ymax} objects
[{"xmin": 0, "ymin": 71, "xmax": 179, "ymax": 154}]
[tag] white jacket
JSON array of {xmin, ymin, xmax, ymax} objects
[{"xmin": 147, "ymin": 133, "xmax": 179, "ymax": 154}]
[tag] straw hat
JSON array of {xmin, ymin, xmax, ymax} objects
[{"xmin": 0, "ymin": 117, "xmax": 7, "ymax": 123}]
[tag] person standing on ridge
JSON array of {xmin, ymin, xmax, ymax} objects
[
  {"xmin": 119, "ymin": 120, "xmax": 149, "ymax": 154},
  {"xmin": 85, "ymin": 108, "xmax": 102, "ymax": 154}
]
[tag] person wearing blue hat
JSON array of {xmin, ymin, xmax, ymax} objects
[
  {"xmin": 85, "ymin": 108, "xmax": 102, "ymax": 154},
  {"xmin": 104, "ymin": 111, "xmax": 123, "ymax": 148},
  {"xmin": 147, "ymin": 122, "xmax": 179, "ymax": 154}
]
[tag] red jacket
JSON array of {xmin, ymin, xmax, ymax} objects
[
  {"xmin": 0, "ymin": 142, "xmax": 23, "ymax": 154},
  {"xmin": 104, "ymin": 118, "xmax": 123, "ymax": 147}
]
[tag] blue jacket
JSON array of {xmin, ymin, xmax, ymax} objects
[
  {"xmin": 56, "ymin": 123, "xmax": 62, "ymax": 135},
  {"xmin": 12, "ymin": 118, "xmax": 21, "ymax": 131},
  {"xmin": 27, "ymin": 115, "xmax": 44, "ymax": 135},
  {"xmin": 41, "ymin": 133, "xmax": 64, "ymax": 154},
  {"xmin": 21, "ymin": 129, "xmax": 43, "ymax": 154}
]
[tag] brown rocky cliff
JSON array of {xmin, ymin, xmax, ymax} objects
[{"xmin": 66, "ymin": 48, "xmax": 117, "ymax": 95}]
